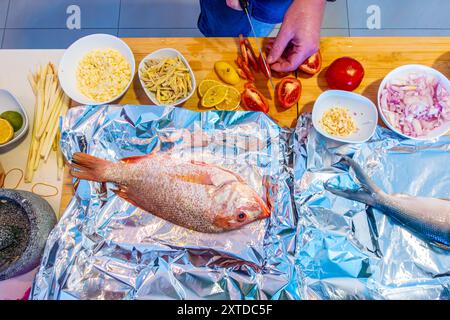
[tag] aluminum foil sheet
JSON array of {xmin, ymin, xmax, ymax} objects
[
  {"xmin": 294, "ymin": 115, "xmax": 450, "ymax": 300},
  {"xmin": 31, "ymin": 105, "xmax": 297, "ymax": 300}
]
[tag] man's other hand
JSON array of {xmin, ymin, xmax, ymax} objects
[
  {"xmin": 267, "ymin": 0, "xmax": 324, "ymax": 73},
  {"xmin": 226, "ymin": 0, "xmax": 243, "ymax": 10}
]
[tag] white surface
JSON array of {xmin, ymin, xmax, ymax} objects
[
  {"xmin": 58, "ymin": 34, "xmax": 136, "ymax": 105},
  {"xmin": 0, "ymin": 49, "xmax": 66, "ymax": 300},
  {"xmin": 377, "ymin": 64, "xmax": 450, "ymax": 141},
  {"xmin": 0, "ymin": 50, "xmax": 65, "ymax": 213},
  {"xmin": 312, "ymin": 90, "xmax": 378, "ymax": 144},
  {"xmin": 0, "ymin": 268, "xmax": 36, "ymax": 300},
  {"xmin": 138, "ymin": 48, "xmax": 196, "ymax": 106},
  {"xmin": 0, "ymin": 89, "xmax": 30, "ymax": 153}
]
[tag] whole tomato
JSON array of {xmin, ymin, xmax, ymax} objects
[{"xmin": 325, "ymin": 57, "xmax": 364, "ymax": 91}]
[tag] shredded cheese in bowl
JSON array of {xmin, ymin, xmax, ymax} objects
[
  {"xmin": 320, "ymin": 107, "xmax": 358, "ymax": 137},
  {"xmin": 76, "ymin": 49, "xmax": 131, "ymax": 103}
]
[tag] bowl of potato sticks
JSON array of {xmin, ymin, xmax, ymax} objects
[{"xmin": 138, "ymin": 48, "xmax": 196, "ymax": 106}]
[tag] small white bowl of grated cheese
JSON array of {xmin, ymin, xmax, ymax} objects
[
  {"xmin": 58, "ymin": 34, "xmax": 135, "ymax": 105},
  {"xmin": 312, "ymin": 90, "xmax": 379, "ymax": 144}
]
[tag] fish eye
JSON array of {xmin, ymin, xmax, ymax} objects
[{"xmin": 237, "ymin": 212, "xmax": 247, "ymax": 222}]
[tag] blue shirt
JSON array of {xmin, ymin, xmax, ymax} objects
[
  {"xmin": 253, "ymin": 0, "xmax": 293, "ymax": 24},
  {"xmin": 198, "ymin": 0, "xmax": 293, "ymax": 37}
]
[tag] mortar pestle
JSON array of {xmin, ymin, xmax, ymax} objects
[{"xmin": 0, "ymin": 189, "xmax": 57, "ymax": 281}]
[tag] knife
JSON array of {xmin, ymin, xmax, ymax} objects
[{"xmin": 239, "ymin": 0, "xmax": 275, "ymax": 91}]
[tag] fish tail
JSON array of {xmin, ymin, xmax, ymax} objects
[
  {"xmin": 70, "ymin": 152, "xmax": 113, "ymax": 183},
  {"xmin": 339, "ymin": 155, "xmax": 382, "ymax": 195},
  {"xmin": 324, "ymin": 184, "xmax": 377, "ymax": 206},
  {"xmin": 324, "ymin": 155, "xmax": 383, "ymax": 206}
]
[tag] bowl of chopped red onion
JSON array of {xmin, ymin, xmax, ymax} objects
[{"xmin": 378, "ymin": 64, "xmax": 450, "ymax": 140}]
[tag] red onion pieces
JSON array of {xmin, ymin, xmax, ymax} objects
[{"xmin": 380, "ymin": 72, "xmax": 450, "ymax": 137}]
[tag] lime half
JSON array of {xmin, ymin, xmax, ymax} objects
[{"xmin": 1, "ymin": 111, "xmax": 23, "ymax": 132}]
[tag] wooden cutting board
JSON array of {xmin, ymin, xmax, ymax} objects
[{"xmin": 59, "ymin": 37, "xmax": 450, "ymax": 215}]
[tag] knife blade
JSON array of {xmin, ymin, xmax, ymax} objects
[{"xmin": 239, "ymin": 0, "xmax": 275, "ymax": 91}]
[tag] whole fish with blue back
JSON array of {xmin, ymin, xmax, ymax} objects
[{"xmin": 325, "ymin": 155, "xmax": 450, "ymax": 249}]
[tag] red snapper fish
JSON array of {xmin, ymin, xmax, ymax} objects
[{"xmin": 70, "ymin": 152, "xmax": 270, "ymax": 233}]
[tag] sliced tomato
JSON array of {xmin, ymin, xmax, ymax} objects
[
  {"xmin": 236, "ymin": 68, "xmax": 248, "ymax": 80},
  {"xmin": 239, "ymin": 34, "xmax": 248, "ymax": 66},
  {"xmin": 276, "ymin": 77, "xmax": 302, "ymax": 109},
  {"xmin": 241, "ymin": 83, "xmax": 269, "ymax": 113},
  {"xmin": 244, "ymin": 38, "xmax": 259, "ymax": 72},
  {"xmin": 298, "ymin": 50, "xmax": 322, "ymax": 75},
  {"xmin": 264, "ymin": 40, "xmax": 290, "ymax": 78},
  {"xmin": 247, "ymin": 48, "xmax": 259, "ymax": 72},
  {"xmin": 259, "ymin": 52, "xmax": 272, "ymax": 79},
  {"xmin": 264, "ymin": 42, "xmax": 273, "ymax": 56},
  {"xmin": 236, "ymin": 55, "xmax": 255, "ymax": 82}
]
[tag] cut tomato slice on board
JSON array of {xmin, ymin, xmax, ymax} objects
[
  {"xmin": 263, "ymin": 40, "xmax": 290, "ymax": 78},
  {"xmin": 236, "ymin": 55, "xmax": 255, "ymax": 82},
  {"xmin": 247, "ymin": 48, "xmax": 259, "ymax": 72},
  {"xmin": 237, "ymin": 68, "xmax": 248, "ymax": 80},
  {"xmin": 241, "ymin": 83, "xmax": 269, "ymax": 113},
  {"xmin": 239, "ymin": 34, "xmax": 248, "ymax": 66},
  {"xmin": 276, "ymin": 77, "xmax": 302, "ymax": 109},
  {"xmin": 259, "ymin": 53, "xmax": 272, "ymax": 79},
  {"xmin": 244, "ymin": 39, "xmax": 259, "ymax": 72},
  {"xmin": 298, "ymin": 50, "xmax": 322, "ymax": 75}
]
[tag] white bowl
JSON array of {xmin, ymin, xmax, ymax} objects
[
  {"xmin": 312, "ymin": 90, "xmax": 378, "ymax": 144},
  {"xmin": 58, "ymin": 34, "xmax": 135, "ymax": 105},
  {"xmin": 0, "ymin": 89, "xmax": 29, "ymax": 153},
  {"xmin": 138, "ymin": 48, "xmax": 196, "ymax": 106},
  {"xmin": 378, "ymin": 64, "xmax": 450, "ymax": 140}
]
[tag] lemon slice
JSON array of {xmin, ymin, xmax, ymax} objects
[
  {"xmin": 0, "ymin": 119, "xmax": 14, "ymax": 145},
  {"xmin": 198, "ymin": 79, "xmax": 221, "ymax": 97},
  {"xmin": 201, "ymin": 85, "xmax": 228, "ymax": 108},
  {"xmin": 215, "ymin": 86, "xmax": 241, "ymax": 111}
]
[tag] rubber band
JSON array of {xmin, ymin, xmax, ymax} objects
[
  {"xmin": 4, "ymin": 168, "xmax": 24, "ymax": 190},
  {"xmin": 31, "ymin": 182, "xmax": 59, "ymax": 198}
]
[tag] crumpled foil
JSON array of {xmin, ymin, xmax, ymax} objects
[
  {"xmin": 31, "ymin": 106, "xmax": 450, "ymax": 300},
  {"xmin": 31, "ymin": 105, "xmax": 297, "ymax": 300},
  {"xmin": 294, "ymin": 115, "xmax": 450, "ymax": 300}
]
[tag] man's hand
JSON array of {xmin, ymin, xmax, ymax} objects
[
  {"xmin": 226, "ymin": 0, "xmax": 243, "ymax": 11},
  {"xmin": 267, "ymin": 0, "xmax": 325, "ymax": 73}
]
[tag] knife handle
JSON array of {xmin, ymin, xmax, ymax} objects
[{"xmin": 239, "ymin": 0, "xmax": 250, "ymax": 10}]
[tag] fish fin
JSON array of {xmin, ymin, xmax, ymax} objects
[
  {"xmin": 262, "ymin": 175, "xmax": 275, "ymax": 212},
  {"xmin": 112, "ymin": 188, "xmax": 139, "ymax": 208},
  {"xmin": 324, "ymin": 182, "xmax": 376, "ymax": 206},
  {"xmin": 431, "ymin": 241, "xmax": 450, "ymax": 252},
  {"xmin": 190, "ymin": 160, "xmax": 245, "ymax": 183},
  {"xmin": 338, "ymin": 155, "xmax": 382, "ymax": 194},
  {"xmin": 121, "ymin": 150, "xmax": 158, "ymax": 164},
  {"xmin": 171, "ymin": 170, "xmax": 238, "ymax": 188},
  {"xmin": 70, "ymin": 153, "xmax": 112, "ymax": 182},
  {"xmin": 256, "ymin": 194, "xmax": 271, "ymax": 218},
  {"xmin": 171, "ymin": 173, "xmax": 214, "ymax": 185}
]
